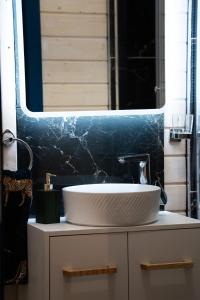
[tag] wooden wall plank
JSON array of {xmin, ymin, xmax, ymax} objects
[
  {"xmin": 43, "ymin": 84, "xmax": 108, "ymax": 106},
  {"xmin": 44, "ymin": 106, "xmax": 108, "ymax": 111},
  {"xmin": 164, "ymin": 157, "xmax": 186, "ymax": 184},
  {"xmin": 40, "ymin": 0, "xmax": 107, "ymax": 14},
  {"xmin": 41, "ymin": 13, "xmax": 107, "ymax": 37},
  {"xmin": 164, "ymin": 129, "xmax": 186, "ymax": 155},
  {"xmin": 42, "ymin": 37, "xmax": 107, "ymax": 60},
  {"xmin": 165, "ymin": 185, "xmax": 186, "ymax": 211},
  {"xmin": 42, "ymin": 61, "xmax": 108, "ymax": 83}
]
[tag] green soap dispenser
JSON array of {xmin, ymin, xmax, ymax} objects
[{"xmin": 35, "ymin": 173, "xmax": 60, "ymax": 224}]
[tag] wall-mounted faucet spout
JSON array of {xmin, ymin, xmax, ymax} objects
[
  {"xmin": 139, "ymin": 161, "xmax": 148, "ymax": 184},
  {"xmin": 118, "ymin": 153, "xmax": 151, "ymax": 184}
]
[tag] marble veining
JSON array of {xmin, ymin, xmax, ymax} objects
[{"xmin": 16, "ymin": 108, "xmax": 164, "ymax": 214}]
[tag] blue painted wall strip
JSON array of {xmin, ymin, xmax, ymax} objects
[{"xmin": 21, "ymin": 0, "xmax": 43, "ymax": 112}]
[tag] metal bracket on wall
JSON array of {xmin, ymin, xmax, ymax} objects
[
  {"xmin": 169, "ymin": 114, "xmax": 193, "ymax": 142},
  {"xmin": 169, "ymin": 129, "xmax": 192, "ymax": 142}
]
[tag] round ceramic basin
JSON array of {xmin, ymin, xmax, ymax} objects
[{"xmin": 62, "ymin": 183, "xmax": 161, "ymax": 226}]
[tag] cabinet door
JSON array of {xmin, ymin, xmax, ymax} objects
[
  {"xmin": 129, "ymin": 229, "xmax": 200, "ymax": 300},
  {"xmin": 50, "ymin": 232, "xmax": 128, "ymax": 300}
]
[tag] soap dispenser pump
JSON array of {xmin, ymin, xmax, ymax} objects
[
  {"xmin": 35, "ymin": 173, "xmax": 60, "ymax": 224},
  {"xmin": 44, "ymin": 172, "xmax": 56, "ymax": 191}
]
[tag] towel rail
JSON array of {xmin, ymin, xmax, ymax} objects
[{"xmin": 2, "ymin": 129, "xmax": 33, "ymax": 170}]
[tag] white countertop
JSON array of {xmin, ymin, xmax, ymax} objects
[{"xmin": 28, "ymin": 211, "xmax": 200, "ymax": 236}]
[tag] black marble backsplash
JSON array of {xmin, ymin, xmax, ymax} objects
[{"xmin": 17, "ymin": 108, "xmax": 164, "ymax": 214}]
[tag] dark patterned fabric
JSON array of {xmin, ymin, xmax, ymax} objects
[{"xmin": 2, "ymin": 169, "xmax": 32, "ymax": 285}]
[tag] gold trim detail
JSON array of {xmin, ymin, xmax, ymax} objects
[
  {"xmin": 63, "ymin": 265, "xmax": 117, "ymax": 277},
  {"xmin": 141, "ymin": 259, "xmax": 193, "ymax": 270}
]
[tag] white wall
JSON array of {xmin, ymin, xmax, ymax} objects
[
  {"xmin": 0, "ymin": 0, "xmax": 17, "ymax": 171},
  {"xmin": 164, "ymin": 0, "xmax": 188, "ymax": 214}
]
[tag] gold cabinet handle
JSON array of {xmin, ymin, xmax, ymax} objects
[
  {"xmin": 141, "ymin": 259, "xmax": 193, "ymax": 270},
  {"xmin": 63, "ymin": 265, "xmax": 117, "ymax": 277}
]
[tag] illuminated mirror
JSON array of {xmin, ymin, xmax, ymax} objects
[{"xmin": 21, "ymin": 0, "xmax": 165, "ymax": 112}]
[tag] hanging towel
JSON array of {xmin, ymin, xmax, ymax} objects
[{"xmin": 2, "ymin": 168, "xmax": 32, "ymax": 285}]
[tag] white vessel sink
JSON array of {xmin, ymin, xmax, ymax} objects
[{"xmin": 62, "ymin": 183, "xmax": 161, "ymax": 226}]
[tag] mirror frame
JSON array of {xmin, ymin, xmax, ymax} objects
[{"xmin": 14, "ymin": 0, "xmax": 165, "ymax": 118}]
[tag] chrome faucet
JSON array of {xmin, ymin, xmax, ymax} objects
[
  {"xmin": 139, "ymin": 160, "xmax": 148, "ymax": 184},
  {"xmin": 118, "ymin": 153, "xmax": 151, "ymax": 184}
]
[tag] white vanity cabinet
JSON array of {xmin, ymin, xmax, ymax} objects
[
  {"xmin": 50, "ymin": 233, "xmax": 128, "ymax": 300},
  {"xmin": 25, "ymin": 212, "xmax": 200, "ymax": 300},
  {"xmin": 128, "ymin": 229, "xmax": 200, "ymax": 300}
]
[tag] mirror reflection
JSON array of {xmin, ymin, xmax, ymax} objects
[{"xmin": 21, "ymin": 0, "xmax": 165, "ymax": 112}]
